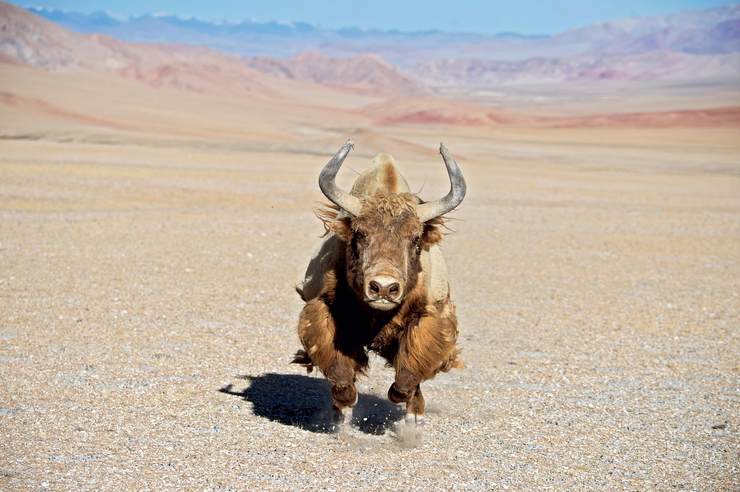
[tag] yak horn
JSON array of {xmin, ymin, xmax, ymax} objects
[
  {"xmin": 318, "ymin": 139, "xmax": 363, "ymax": 216},
  {"xmin": 417, "ymin": 143, "xmax": 467, "ymax": 222}
]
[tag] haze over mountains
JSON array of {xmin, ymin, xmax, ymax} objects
[{"xmin": 20, "ymin": 3, "xmax": 740, "ymax": 87}]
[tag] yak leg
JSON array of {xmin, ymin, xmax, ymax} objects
[
  {"xmin": 295, "ymin": 299, "xmax": 361, "ymax": 424},
  {"xmin": 326, "ymin": 357, "xmax": 358, "ymax": 424},
  {"xmin": 390, "ymin": 308, "xmax": 460, "ymax": 423},
  {"xmin": 388, "ymin": 365, "xmax": 421, "ymax": 404},
  {"xmin": 405, "ymin": 385, "xmax": 426, "ymax": 425},
  {"xmin": 388, "ymin": 367, "xmax": 426, "ymax": 424}
]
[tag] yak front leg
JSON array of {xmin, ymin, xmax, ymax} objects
[
  {"xmin": 325, "ymin": 356, "xmax": 359, "ymax": 424},
  {"xmin": 388, "ymin": 367, "xmax": 425, "ymax": 425},
  {"xmin": 390, "ymin": 308, "xmax": 460, "ymax": 424},
  {"xmin": 294, "ymin": 299, "xmax": 360, "ymax": 425},
  {"xmin": 406, "ymin": 385, "xmax": 425, "ymax": 424}
]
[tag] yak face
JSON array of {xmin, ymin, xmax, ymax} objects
[
  {"xmin": 332, "ymin": 192, "xmax": 443, "ymax": 311},
  {"xmin": 318, "ymin": 141, "xmax": 465, "ymax": 311}
]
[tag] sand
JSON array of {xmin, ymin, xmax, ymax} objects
[{"xmin": 1, "ymin": 61, "xmax": 739, "ymax": 489}]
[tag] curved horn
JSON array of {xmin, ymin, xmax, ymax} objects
[
  {"xmin": 318, "ymin": 139, "xmax": 362, "ymax": 216},
  {"xmin": 417, "ymin": 143, "xmax": 467, "ymax": 222}
]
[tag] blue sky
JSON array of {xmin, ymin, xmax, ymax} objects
[{"xmin": 14, "ymin": 0, "xmax": 739, "ymax": 34}]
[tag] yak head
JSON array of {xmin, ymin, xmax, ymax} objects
[{"xmin": 318, "ymin": 140, "xmax": 466, "ymax": 311}]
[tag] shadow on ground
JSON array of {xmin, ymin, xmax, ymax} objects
[{"xmin": 219, "ymin": 373, "xmax": 404, "ymax": 434}]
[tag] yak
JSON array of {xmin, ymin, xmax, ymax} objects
[{"xmin": 292, "ymin": 140, "xmax": 466, "ymax": 427}]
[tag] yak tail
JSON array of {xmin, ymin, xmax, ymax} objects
[{"xmin": 291, "ymin": 349, "xmax": 314, "ymax": 374}]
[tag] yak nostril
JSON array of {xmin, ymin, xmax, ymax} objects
[
  {"xmin": 367, "ymin": 276, "xmax": 403, "ymax": 302},
  {"xmin": 368, "ymin": 280, "xmax": 381, "ymax": 296}
]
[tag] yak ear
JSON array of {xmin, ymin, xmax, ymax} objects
[
  {"xmin": 315, "ymin": 204, "xmax": 351, "ymax": 241},
  {"xmin": 331, "ymin": 216, "xmax": 353, "ymax": 242},
  {"xmin": 421, "ymin": 219, "xmax": 444, "ymax": 247}
]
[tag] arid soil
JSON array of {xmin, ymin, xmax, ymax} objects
[
  {"xmin": 1, "ymin": 10, "xmax": 739, "ymax": 481},
  {"xmin": 1, "ymin": 110, "xmax": 738, "ymax": 489}
]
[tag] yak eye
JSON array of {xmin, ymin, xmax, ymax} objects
[{"xmin": 412, "ymin": 235, "xmax": 422, "ymax": 252}]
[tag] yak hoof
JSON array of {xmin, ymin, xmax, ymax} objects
[
  {"xmin": 331, "ymin": 383, "xmax": 357, "ymax": 409},
  {"xmin": 388, "ymin": 383, "xmax": 413, "ymax": 403},
  {"xmin": 331, "ymin": 406, "xmax": 345, "ymax": 426}
]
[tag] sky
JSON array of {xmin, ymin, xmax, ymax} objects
[{"xmin": 13, "ymin": 0, "xmax": 740, "ymax": 34}]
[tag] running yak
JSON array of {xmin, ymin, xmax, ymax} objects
[{"xmin": 292, "ymin": 140, "xmax": 466, "ymax": 426}]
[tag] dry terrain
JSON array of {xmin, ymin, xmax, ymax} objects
[{"xmin": 1, "ymin": 11, "xmax": 739, "ymax": 488}]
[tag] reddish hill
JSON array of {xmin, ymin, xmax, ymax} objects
[
  {"xmin": 1, "ymin": 3, "xmax": 422, "ymax": 98},
  {"xmin": 246, "ymin": 52, "xmax": 422, "ymax": 95},
  {"xmin": 0, "ymin": 2, "xmax": 301, "ymax": 98},
  {"xmin": 364, "ymin": 97, "xmax": 740, "ymax": 129},
  {"xmin": 546, "ymin": 107, "xmax": 740, "ymax": 128}
]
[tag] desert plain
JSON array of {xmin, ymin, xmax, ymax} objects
[{"xmin": 1, "ymin": 11, "xmax": 740, "ymax": 489}]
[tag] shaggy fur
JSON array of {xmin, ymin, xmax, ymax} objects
[{"xmin": 293, "ymin": 191, "xmax": 462, "ymax": 418}]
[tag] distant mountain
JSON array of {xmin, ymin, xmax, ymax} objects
[
  {"xmin": 245, "ymin": 52, "xmax": 422, "ymax": 94},
  {"xmin": 24, "ymin": 6, "xmax": 572, "ymax": 63},
  {"xmin": 26, "ymin": 7, "xmax": 323, "ymax": 57},
  {"xmin": 409, "ymin": 51, "xmax": 740, "ymax": 87},
  {"xmin": 0, "ymin": 3, "xmax": 304, "ymax": 97},
  {"xmin": 555, "ymin": 4, "xmax": 740, "ymax": 55},
  {"xmin": 26, "ymin": 4, "xmax": 740, "ymax": 63},
  {"xmin": 7, "ymin": 2, "xmax": 740, "ymax": 89},
  {"xmin": 0, "ymin": 2, "xmax": 421, "ymax": 97},
  {"xmin": 405, "ymin": 5, "xmax": 740, "ymax": 86}
]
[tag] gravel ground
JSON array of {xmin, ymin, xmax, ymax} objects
[{"xmin": 0, "ymin": 137, "xmax": 738, "ymax": 490}]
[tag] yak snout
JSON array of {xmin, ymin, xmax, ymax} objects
[{"xmin": 365, "ymin": 275, "xmax": 403, "ymax": 310}]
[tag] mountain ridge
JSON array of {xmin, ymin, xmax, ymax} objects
[
  {"xmin": 3, "ymin": 2, "xmax": 740, "ymax": 94},
  {"xmin": 0, "ymin": 1, "xmax": 420, "ymax": 97},
  {"xmin": 18, "ymin": 2, "xmax": 740, "ymax": 87}
]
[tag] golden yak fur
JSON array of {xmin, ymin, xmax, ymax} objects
[{"xmin": 292, "ymin": 154, "xmax": 462, "ymax": 420}]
